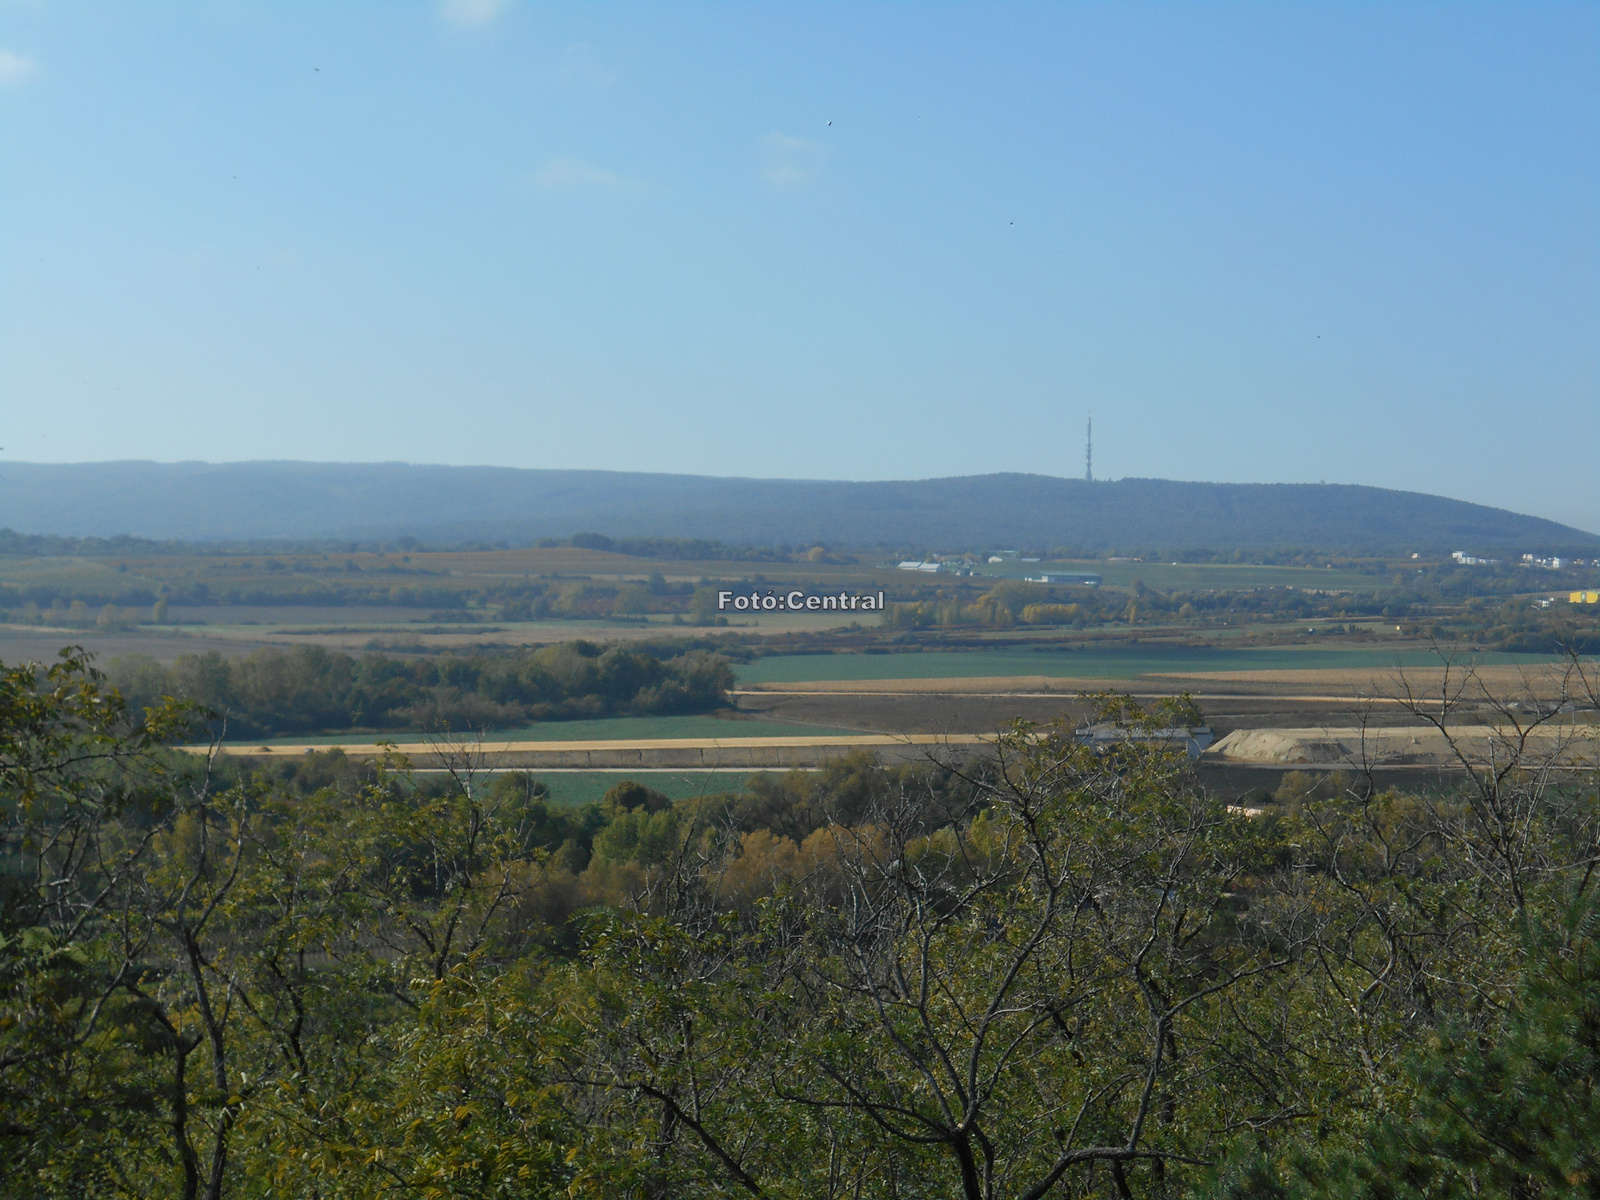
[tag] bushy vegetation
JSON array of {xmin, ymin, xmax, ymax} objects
[
  {"xmin": 882, "ymin": 568, "xmax": 1600, "ymax": 650},
  {"xmin": 1428, "ymin": 593, "xmax": 1600, "ymax": 653},
  {"xmin": 886, "ymin": 578, "xmax": 1419, "ymax": 631},
  {"xmin": 3, "ymin": 651, "xmax": 1598, "ymax": 1198},
  {"xmin": 104, "ymin": 642, "xmax": 735, "ymax": 739}
]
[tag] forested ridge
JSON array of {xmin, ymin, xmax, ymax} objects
[
  {"xmin": 2, "ymin": 652, "xmax": 1599, "ymax": 1198},
  {"xmin": 4, "ymin": 461, "xmax": 1595, "ymax": 552}
]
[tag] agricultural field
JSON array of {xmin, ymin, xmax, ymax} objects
[
  {"xmin": 732, "ymin": 644, "xmax": 1551, "ymax": 685},
  {"xmin": 0, "ymin": 545, "xmax": 903, "ymax": 600},
  {"xmin": 3, "ymin": 543, "xmax": 1590, "ymax": 746},
  {"xmin": 0, "ymin": 610, "xmax": 872, "ymax": 667},
  {"xmin": 230, "ymin": 713, "xmax": 865, "ymax": 748},
  {"xmin": 4, "ymin": 541, "xmax": 1585, "ymax": 787},
  {"xmin": 0, "ymin": 544, "xmax": 1426, "ymax": 610}
]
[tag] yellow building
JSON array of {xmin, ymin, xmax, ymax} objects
[{"xmin": 1571, "ymin": 590, "xmax": 1600, "ymax": 604}]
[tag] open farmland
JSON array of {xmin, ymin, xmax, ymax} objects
[
  {"xmin": 732, "ymin": 645, "xmax": 1553, "ymax": 685},
  {"xmin": 0, "ymin": 544, "xmax": 1429, "ymax": 613},
  {"xmin": 0, "ymin": 544, "xmax": 904, "ymax": 600},
  {"xmin": 2, "ymin": 543, "xmax": 1590, "ymax": 756},
  {"xmin": 0, "ymin": 609, "xmax": 872, "ymax": 666},
  {"xmin": 229, "ymin": 713, "xmax": 866, "ymax": 748}
]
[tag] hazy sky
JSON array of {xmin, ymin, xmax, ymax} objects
[{"xmin": 2, "ymin": 2, "xmax": 1596, "ymax": 531}]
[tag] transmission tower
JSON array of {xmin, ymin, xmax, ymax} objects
[{"xmin": 1085, "ymin": 414, "xmax": 1093, "ymax": 483}]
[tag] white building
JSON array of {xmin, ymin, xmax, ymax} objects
[{"xmin": 1026, "ymin": 572, "xmax": 1102, "ymax": 586}]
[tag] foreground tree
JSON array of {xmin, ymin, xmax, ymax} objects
[
  {"xmin": 536, "ymin": 703, "xmax": 1311, "ymax": 1199},
  {"xmin": 0, "ymin": 651, "xmax": 197, "ymax": 1192},
  {"xmin": 1, "ymin": 659, "xmax": 545, "ymax": 1199},
  {"xmin": 1212, "ymin": 892, "xmax": 1600, "ymax": 1200}
]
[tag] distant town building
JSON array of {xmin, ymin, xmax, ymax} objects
[
  {"xmin": 1451, "ymin": 551, "xmax": 1499, "ymax": 566},
  {"xmin": 897, "ymin": 561, "xmax": 944, "ymax": 572},
  {"xmin": 1572, "ymin": 591, "xmax": 1599, "ymax": 604}
]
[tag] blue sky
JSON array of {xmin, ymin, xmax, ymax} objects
[{"xmin": 1, "ymin": 1, "xmax": 1596, "ymax": 532}]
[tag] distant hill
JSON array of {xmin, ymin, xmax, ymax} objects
[{"xmin": 0, "ymin": 461, "xmax": 1594, "ymax": 555}]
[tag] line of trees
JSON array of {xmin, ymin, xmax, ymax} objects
[
  {"xmin": 1429, "ymin": 595, "xmax": 1600, "ymax": 654},
  {"xmin": 3, "ymin": 650, "xmax": 1598, "ymax": 1197},
  {"xmin": 885, "ymin": 580, "xmax": 1421, "ymax": 631},
  {"xmin": 104, "ymin": 642, "xmax": 735, "ymax": 739}
]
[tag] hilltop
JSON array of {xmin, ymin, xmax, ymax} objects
[{"xmin": 0, "ymin": 461, "xmax": 1594, "ymax": 555}]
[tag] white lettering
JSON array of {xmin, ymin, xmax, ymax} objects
[{"xmin": 720, "ymin": 589, "xmax": 894, "ymax": 613}]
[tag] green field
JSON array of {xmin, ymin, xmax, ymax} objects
[
  {"xmin": 233, "ymin": 713, "xmax": 862, "ymax": 748},
  {"xmin": 735, "ymin": 645, "xmax": 1546, "ymax": 684}
]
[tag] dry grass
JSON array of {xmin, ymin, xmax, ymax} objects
[
  {"xmin": 739, "ymin": 661, "xmax": 1592, "ymax": 704},
  {"xmin": 737, "ymin": 676, "xmax": 1093, "ymax": 695},
  {"xmin": 1148, "ymin": 663, "xmax": 1584, "ymax": 698}
]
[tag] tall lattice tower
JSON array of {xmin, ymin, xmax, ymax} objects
[{"xmin": 1085, "ymin": 414, "xmax": 1093, "ymax": 483}]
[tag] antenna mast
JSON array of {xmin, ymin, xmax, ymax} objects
[{"xmin": 1085, "ymin": 414, "xmax": 1093, "ymax": 483}]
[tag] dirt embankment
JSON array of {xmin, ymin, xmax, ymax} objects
[{"xmin": 1208, "ymin": 724, "xmax": 1600, "ymax": 768}]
